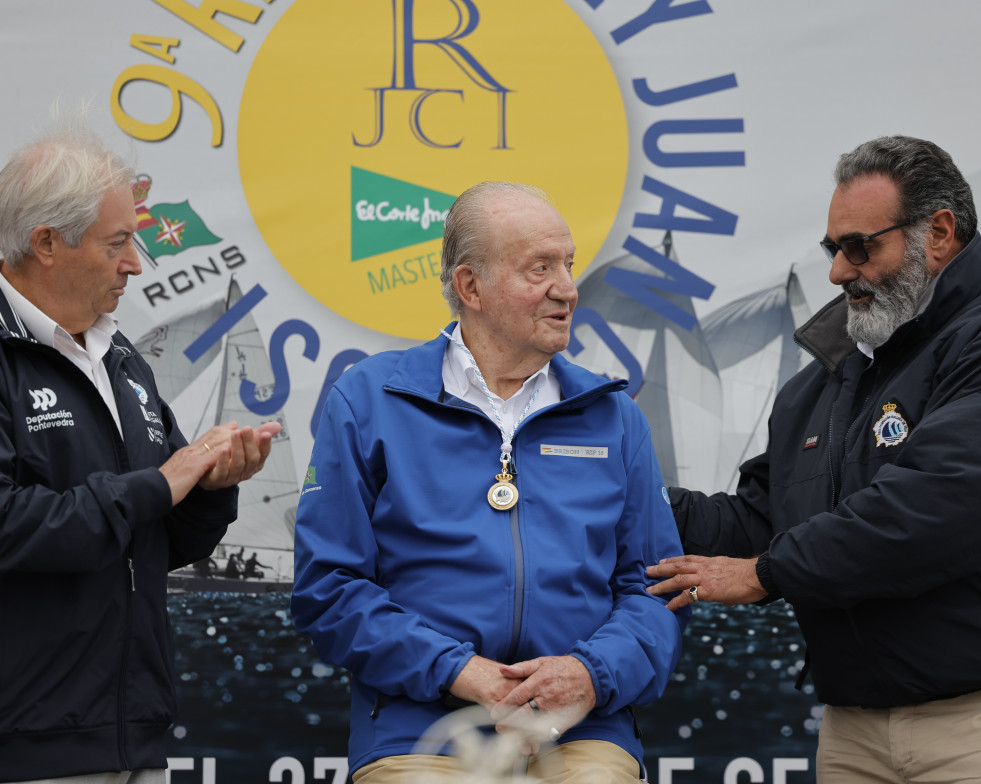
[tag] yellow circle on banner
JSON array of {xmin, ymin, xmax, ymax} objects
[{"xmin": 239, "ymin": 0, "xmax": 627, "ymax": 340}]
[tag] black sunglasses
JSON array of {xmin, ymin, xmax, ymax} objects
[{"xmin": 819, "ymin": 219, "xmax": 915, "ymax": 265}]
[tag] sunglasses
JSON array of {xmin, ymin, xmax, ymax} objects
[{"xmin": 819, "ymin": 219, "xmax": 914, "ymax": 265}]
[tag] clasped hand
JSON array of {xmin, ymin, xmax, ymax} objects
[{"xmin": 449, "ymin": 654, "xmax": 596, "ymax": 754}]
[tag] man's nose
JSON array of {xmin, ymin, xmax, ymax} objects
[
  {"xmin": 551, "ymin": 265, "xmax": 578, "ymax": 303},
  {"xmin": 828, "ymin": 251, "xmax": 860, "ymax": 286},
  {"xmin": 121, "ymin": 239, "xmax": 142, "ymax": 276}
]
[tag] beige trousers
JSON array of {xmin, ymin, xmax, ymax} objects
[
  {"xmin": 817, "ymin": 689, "xmax": 981, "ymax": 783},
  {"xmin": 353, "ymin": 739, "xmax": 642, "ymax": 784}
]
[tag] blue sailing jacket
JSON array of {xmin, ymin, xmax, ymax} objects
[{"xmin": 292, "ymin": 326, "xmax": 687, "ymax": 773}]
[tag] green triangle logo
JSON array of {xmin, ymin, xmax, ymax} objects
[{"xmin": 351, "ymin": 168, "xmax": 456, "ymax": 261}]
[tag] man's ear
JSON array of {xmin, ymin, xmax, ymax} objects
[
  {"xmin": 28, "ymin": 226, "xmax": 58, "ymax": 268},
  {"xmin": 453, "ymin": 264, "xmax": 482, "ymax": 312},
  {"xmin": 927, "ymin": 208, "xmax": 958, "ymax": 271}
]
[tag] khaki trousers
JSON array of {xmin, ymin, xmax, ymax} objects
[
  {"xmin": 353, "ymin": 739, "xmax": 642, "ymax": 784},
  {"xmin": 817, "ymin": 690, "xmax": 981, "ymax": 783}
]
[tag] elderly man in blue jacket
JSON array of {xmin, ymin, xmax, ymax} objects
[
  {"xmin": 293, "ymin": 182, "xmax": 687, "ymax": 783},
  {"xmin": 649, "ymin": 136, "xmax": 981, "ymax": 783}
]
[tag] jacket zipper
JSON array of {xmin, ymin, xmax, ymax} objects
[
  {"xmin": 387, "ymin": 383, "xmax": 619, "ymax": 665},
  {"xmin": 504, "ymin": 452, "xmax": 524, "ymax": 664},
  {"xmin": 116, "ymin": 545, "xmax": 135, "ymax": 769},
  {"xmin": 831, "ymin": 363, "xmax": 880, "ymax": 510},
  {"xmin": 445, "ymin": 397, "xmax": 525, "ymax": 662},
  {"xmin": 106, "ymin": 347, "xmax": 135, "ymax": 769},
  {"xmin": 504, "ymin": 510, "xmax": 524, "ymax": 662},
  {"xmin": 826, "ymin": 401, "xmax": 837, "ymax": 510}
]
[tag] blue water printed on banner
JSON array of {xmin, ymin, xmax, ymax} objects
[{"xmin": 167, "ymin": 594, "xmax": 819, "ymax": 782}]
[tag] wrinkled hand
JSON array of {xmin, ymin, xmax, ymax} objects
[
  {"xmin": 158, "ymin": 420, "xmax": 283, "ymax": 505},
  {"xmin": 449, "ymin": 655, "xmax": 525, "ymax": 708},
  {"xmin": 490, "ymin": 655, "xmax": 596, "ymax": 751},
  {"xmin": 198, "ymin": 420, "xmax": 282, "ymax": 490},
  {"xmin": 646, "ymin": 554, "xmax": 767, "ymax": 612}
]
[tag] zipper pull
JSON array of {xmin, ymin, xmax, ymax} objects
[{"xmin": 128, "ymin": 557, "xmax": 136, "ymax": 592}]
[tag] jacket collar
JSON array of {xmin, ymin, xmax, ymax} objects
[
  {"xmin": 0, "ymin": 280, "xmax": 35, "ymax": 341},
  {"xmin": 0, "ymin": 282, "xmax": 133, "ymax": 358},
  {"xmin": 384, "ymin": 321, "xmax": 627, "ymax": 405},
  {"xmin": 795, "ymin": 232, "xmax": 981, "ymax": 372}
]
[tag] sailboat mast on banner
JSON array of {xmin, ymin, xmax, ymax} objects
[
  {"xmin": 571, "ymin": 232, "xmax": 811, "ymax": 495},
  {"xmin": 135, "ymin": 277, "xmax": 299, "ymax": 593}
]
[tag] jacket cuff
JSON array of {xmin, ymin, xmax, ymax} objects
[{"xmin": 755, "ymin": 552, "xmax": 782, "ymax": 601}]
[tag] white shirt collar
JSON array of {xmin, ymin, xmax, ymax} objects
[
  {"xmin": 442, "ymin": 322, "xmax": 551, "ymax": 402},
  {"xmin": 0, "ymin": 271, "xmax": 117, "ymax": 349}
]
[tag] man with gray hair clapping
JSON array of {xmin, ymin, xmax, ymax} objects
[{"xmin": 0, "ymin": 115, "xmax": 281, "ymax": 784}]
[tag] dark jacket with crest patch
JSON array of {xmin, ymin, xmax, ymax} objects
[
  {"xmin": 671, "ymin": 233, "xmax": 981, "ymax": 708},
  {"xmin": 0, "ymin": 288, "xmax": 237, "ymax": 781}
]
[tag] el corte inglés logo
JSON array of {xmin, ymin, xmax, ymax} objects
[{"xmin": 238, "ymin": 0, "xmax": 627, "ymax": 340}]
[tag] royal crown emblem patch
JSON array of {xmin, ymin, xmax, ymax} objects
[{"xmin": 873, "ymin": 402, "xmax": 908, "ymax": 447}]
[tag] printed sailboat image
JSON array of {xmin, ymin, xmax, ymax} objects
[
  {"xmin": 571, "ymin": 233, "xmax": 810, "ymax": 493},
  {"xmin": 700, "ymin": 267, "xmax": 812, "ymax": 491},
  {"xmin": 134, "ymin": 278, "xmax": 299, "ymax": 592},
  {"xmin": 569, "ymin": 232, "xmax": 724, "ymax": 491}
]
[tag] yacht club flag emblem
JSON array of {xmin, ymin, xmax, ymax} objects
[{"xmin": 131, "ymin": 175, "xmax": 221, "ymax": 260}]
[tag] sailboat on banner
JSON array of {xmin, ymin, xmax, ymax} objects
[
  {"xmin": 570, "ymin": 232, "xmax": 723, "ymax": 491},
  {"xmin": 571, "ymin": 233, "xmax": 811, "ymax": 495},
  {"xmin": 134, "ymin": 278, "xmax": 299, "ymax": 593},
  {"xmin": 699, "ymin": 267, "xmax": 812, "ymax": 492}
]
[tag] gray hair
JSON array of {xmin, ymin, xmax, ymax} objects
[
  {"xmin": 0, "ymin": 118, "xmax": 135, "ymax": 268},
  {"xmin": 440, "ymin": 181, "xmax": 551, "ymax": 315},
  {"xmin": 835, "ymin": 135, "xmax": 977, "ymax": 246}
]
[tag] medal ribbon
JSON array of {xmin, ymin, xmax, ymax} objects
[{"xmin": 440, "ymin": 328, "xmax": 543, "ymax": 466}]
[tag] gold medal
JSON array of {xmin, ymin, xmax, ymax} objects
[{"xmin": 487, "ymin": 458, "xmax": 518, "ymax": 511}]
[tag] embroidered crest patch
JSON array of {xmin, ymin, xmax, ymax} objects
[
  {"xmin": 873, "ymin": 403, "xmax": 908, "ymax": 447},
  {"xmin": 127, "ymin": 378, "xmax": 149, "ymax": 405}
]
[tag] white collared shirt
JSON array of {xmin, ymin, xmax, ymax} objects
[
  {"xmin": 441, "ymin": 322, "xmax": 561, "ymax": 435},
  {"xmin": 0, "ymin": 273, "xmax": 123, "ymax": 436}
]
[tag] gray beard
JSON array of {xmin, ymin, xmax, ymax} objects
[{"xmin": 844, "ymin": 240, "xmax": 934, "ymax": 346}]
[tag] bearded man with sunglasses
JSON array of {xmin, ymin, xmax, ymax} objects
[{"xmin": 648, "ymin": 136, "xmax": 981, "ymax": 782}]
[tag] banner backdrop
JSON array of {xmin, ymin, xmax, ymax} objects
[{"xmin": 5, "ymin": 1, "xmax": 981, "ymax": 782}]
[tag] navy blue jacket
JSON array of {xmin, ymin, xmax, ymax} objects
[
  {"xmin": 0, "ymin": 290, "xmax": 237, "ymax": 781},
  {"xmin": 672, "ymin": 234, "xmax": 981, "ymax": 708}
]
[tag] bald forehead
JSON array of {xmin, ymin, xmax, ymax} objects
[{"xmin": 484, "ymin": 190, "xmax": 557, "ymax": 233}]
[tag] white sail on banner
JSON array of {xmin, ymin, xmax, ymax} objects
[
  {"xmin": 136, "ymin": 279, "xmax": 299, "ymax": 564},
  {"xmin": 207, "ymin": 278, "xmax": 298, "ymax": 555},
  {"xmin": 570, "ymin": 235, "xmax": 723, "ymax": 492},
  {"xmin": 572, "ymin": 235, "xmax": 812, "ymax": 496},
  {"xmin": 700, "ymin": 269, "xmax": 812, "ymax": 492},
  {"xmin": 132, "ymin": 293, "xmax": 226, "ymax": 403}
]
